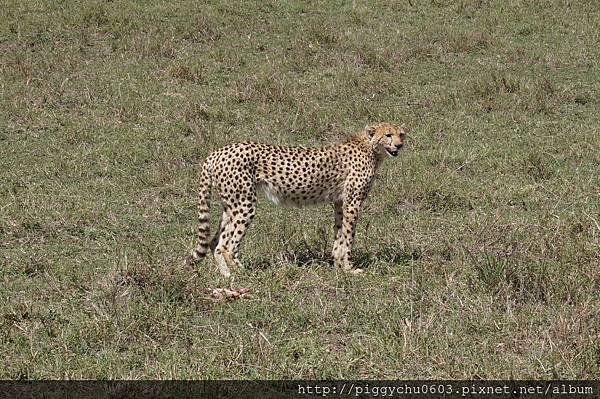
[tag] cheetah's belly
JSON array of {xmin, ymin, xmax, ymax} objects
[{"xmin": 257, "ymin": 178, "xmax": 344, "ymax": 207}]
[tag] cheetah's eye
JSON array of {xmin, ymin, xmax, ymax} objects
[{"xmin": 385, "ymin": 133, "xmax": 392, "ymax": 138}]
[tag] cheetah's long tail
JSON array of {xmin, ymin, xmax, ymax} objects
[{"xmin": 188, "ymin": 161, "xmax": 212, "ymax": 263}]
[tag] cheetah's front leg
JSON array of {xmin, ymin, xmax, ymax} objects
[
  {"xmin": 332, "ymin": 201, "xmax": 344, "ymax": 260},
  {"xmin": 332, "ymin": 199, "xmax": 363, "ymax": 274}
]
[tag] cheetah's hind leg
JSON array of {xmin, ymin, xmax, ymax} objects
[
  {"xmin": 213, "ymin": 249, "xmax": 232, "ymax": 278},
  {"xmin": 210, "ymin": 175, "xmax": 257, "ymax": 276},
  {"xmin": 222, "ymin": 194, "xmax": 257, "ymax": 272},
  {"xmin": 211, "ymin": 210, "xmax": 250, "ymax": 277}
]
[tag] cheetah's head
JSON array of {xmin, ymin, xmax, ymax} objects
[{"xmin": 366, "ymin": 122, "xmax": 406, "ymax": 158}]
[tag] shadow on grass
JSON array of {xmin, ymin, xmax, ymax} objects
[
  {"xmin": 245, "ymin": 246, "xmax": 421, "ymax": 271},
  {"xmin": 353, "ymin": 247, "xmax": 422, "ymax": 269}
]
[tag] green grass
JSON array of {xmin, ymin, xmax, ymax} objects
[{"xmin": 1, "ymin": 0, "xmax": 599, "ymax": 379}]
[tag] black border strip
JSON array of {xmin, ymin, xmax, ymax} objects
[{"xmin": 0, "ymin": 380, "xmax": 598, "ymax": 399}]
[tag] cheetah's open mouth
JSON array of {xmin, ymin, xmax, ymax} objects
[{"xmin": 386, "ymin": 148, "xmax": 399, "ymax": 157}]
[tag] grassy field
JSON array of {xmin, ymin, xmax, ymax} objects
[{"xmin": 1, "ymin": 0, "xmax": 599, "ymax": 379}]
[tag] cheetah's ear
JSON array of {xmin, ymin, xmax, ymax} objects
[{"xmin": 366, "ymin": 124, "xmax": 377, "ymax": 137}]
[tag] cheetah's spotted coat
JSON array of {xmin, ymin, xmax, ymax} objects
[{"xmin": 187, "ymin": 122, "xmax": 406, "ymax": 277}]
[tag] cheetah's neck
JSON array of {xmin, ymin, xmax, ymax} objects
[{"xmin": 343, "ymin": 131, "xmax": 385, "ymax": 166}]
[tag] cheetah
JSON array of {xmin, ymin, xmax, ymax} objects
[{"xmin": 187, "ymin": 122, "xmax": 406, "ymax": 277}]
